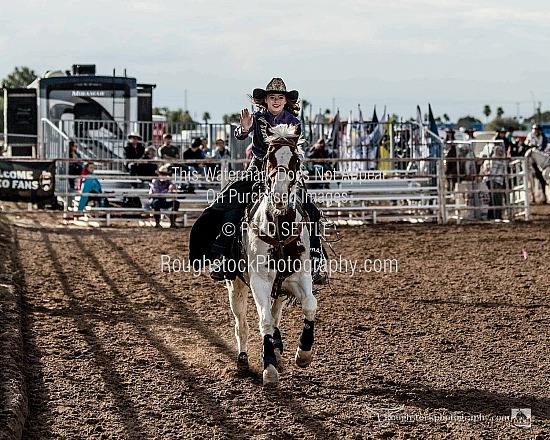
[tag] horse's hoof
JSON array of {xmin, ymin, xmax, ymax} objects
[
  {"xmin": 274, "ymin": 348, "xmax": 284, "ymax": 373},
  {"xmin": 295, "ymin": 347, "xmax": 313, "ymax": 368},
  {"xmin": 237, "ymin": 352, "xmax": 249, "ymax": 371},
  {"xmin": 262, "ymin": 364, "xmax": 279, "ymax": 386}
]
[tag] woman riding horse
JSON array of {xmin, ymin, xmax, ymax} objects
[{"xmin": 189, "ymin": 78, "xmax": 325, "ymax": 282}]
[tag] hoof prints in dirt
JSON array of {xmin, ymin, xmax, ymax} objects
[{"xmin": 10, "ymin": 222, "xmax": 550, "ymax": 439}]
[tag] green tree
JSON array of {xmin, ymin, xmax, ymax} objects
[
  {"xmin": 1, "ymin": 66, "xmax": 37, "ymax": 88},
  {"xmin": 443, "ymin": 113, "xmax": 450, "ymax": 123},
  {"xmin": 202, "ymin": 112, "xmax": 211, "ymax": 124},
  {"xmin": 486, "ymin": 116, "xmax": 524, "ymax": 131},
  {"xmin": 483, "ymin": 105, "xmax": 491, "ymax": 122},
  {"xmin": 496, "ymin": 107, "xmax": 504, "ymax": 119},
  {"xmin": 455, "ymin": 115, "xmax": 482, "ymax": 130},
  {"xmin": 524, "ymin": 111, "xmax": 550, "ymax": 123},
  {"xmin": 222, "ymin": 113, "xmax": 241, "ymax": 124},
  {"xmin": 1, "ymin": 66, "xmax": 38, "ymax": 133}
]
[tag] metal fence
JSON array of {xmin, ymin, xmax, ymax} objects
[{"xmin": 0, "ymin": 154, "xmax": 529, "ymax": 225}]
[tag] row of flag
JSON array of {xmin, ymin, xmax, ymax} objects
[{"xmin": 300, "ymin": 104, "xmax": 443, "ymax": 168}]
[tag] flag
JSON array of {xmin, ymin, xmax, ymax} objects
[
  {"xmin": 428, "ymin": 103, "xmax": 442, "ymax": 176},
  {"xmin": 358, "ymin": 105, "xmax": 368, "ymax": 170},
  {"xmin": 313, "ymin": 110, "xmax": 323, "ymax": 143},
  {"xmin": 413, "ymin": 105, "xmax": 429, "ymax": 174},
  {"xmin": 378, "ymin": 111, "xmax": 391, "ymax": 171},
  {"xmin": 368, "ymin": 106, "xmax": 386, "ymax": 170},
  {"xmin": 330, "ymin": 110, "xmax": 340, "ymax": 160},
  {"xmin": 416, "ymin": 105, "xmax": 429, "ymax": 158}
]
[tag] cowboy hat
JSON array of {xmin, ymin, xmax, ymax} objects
[
  {"xmin": 127, "ymin": 131, "xmax": 143, "ymax": 141},
  {"xmin": 157, "ymin": 164, "xmax": 171, "ymax": 175},
  {"xmin": 252, "ymin": 78, "xmax": 299, "ymax": 101}
]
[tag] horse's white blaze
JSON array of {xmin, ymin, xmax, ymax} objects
[{"xmin": 271, "ymin": 146, "xmax": 295, "ymax": 210}]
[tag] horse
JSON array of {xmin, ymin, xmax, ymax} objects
[
  {"xmin": 525, "ymin": 147, "xmax": 550, "ymax": 203},
  {"xmin": 225, "ymin": 123, "xmax": 318, "ymax": 386}
]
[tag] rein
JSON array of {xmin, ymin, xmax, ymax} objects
[{"xmin": 244, "ymin": 139, "xmax": 307, "ymax": 297}]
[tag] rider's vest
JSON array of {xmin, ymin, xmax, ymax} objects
[{"xmin": 235, "ymin": 109, "xmax": 301, "ymax": 159}]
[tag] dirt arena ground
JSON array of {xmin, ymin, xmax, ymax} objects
[{"xmin": 2, "ymin": 208, "xmax": 550, "ymax": 439}]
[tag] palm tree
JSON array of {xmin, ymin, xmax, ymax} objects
[
  {"xmin": 301, "ymin": 99, "xmax": 310, "ymax": 121},
  {"xmin": 496, "ymin": 107, "xmax": 504, "ymax": 119},
  {"xmin": 483, "ymin": 105, "xmax": 491, "ymax": 122},
  {"xmin": 202, "ymin": 112, "xmax": 211, "ymax": 125}
]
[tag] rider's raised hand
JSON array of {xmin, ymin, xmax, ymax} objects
[{"xmin": 241, "ymin": 109, "xmax": 253, "ymax": 131}]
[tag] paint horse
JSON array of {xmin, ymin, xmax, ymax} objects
[{"xmin": 225, "ymin": 124, "xmax": 317, "ymax": 386}]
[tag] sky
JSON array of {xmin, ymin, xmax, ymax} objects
[{"xmin": 2, "ymin": 0, "xmax": 550, "ymax": 124}]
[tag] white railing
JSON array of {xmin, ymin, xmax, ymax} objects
[{"xmin": 0, "ymin": 156, "xmax": 530, "ymax": 224}]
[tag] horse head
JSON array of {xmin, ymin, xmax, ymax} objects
[{"xmin": 264, "ymin": 124, "xmax": 303, "ymax": 214}]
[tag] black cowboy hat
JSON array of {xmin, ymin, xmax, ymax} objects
[{"xmin": 252, "ymin": 78, "xmax": 299, "ymax": 101}]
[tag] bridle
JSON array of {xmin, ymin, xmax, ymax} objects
[{"xmin": 262, "ymin": 141, "xmax": 301, "ymax": 205}]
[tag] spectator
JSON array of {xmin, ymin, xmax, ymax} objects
[
  {"xmin": 158, "ymin": 133, "xmax": 180, "ymax": 161},
  {"xmin": 444, "ymin": 128, "xmax": 458, "ymax": 190},
  {"xmin": 124, "ymin": 132, "xmax": 145, "ymax": 188},
  {"xmin": 524, "ymin": 123, "xmax": 548, "ymax": 152},
  {"xmin": 444, "ymin": 128, "xmax": 455, "ymax": 143},
  {"xmin": 481, "ymin": 145, "xmax": 507, "ymax": 220},
  {"xmin": 464, "ymin": 128, "xmax": 476, "ymax": 141},
  {"xmin": 201, "ymin": 137, "xmax": 211, "ymax": 158},
  {"xmin": 308, "ymin": 138, "xmax": 331, "ymax": 188},
  {"xmin": 78, "ymin": 163, "xmax": 109, "ymax": 211},
  {"xmin": 68, "ymin": 140, "xmax": 83, "ymax": 190},
  {"xmin": 136, "ymin": 146, "xmax": 158, "ymax": 180},
  {"xmin": 150, "ymin": 164, "xmax": 180, "ymax": 228},
  {"xmin": 524, "ymin": 124, "xmax": 549, "ymax": 203},
  {"xmin": 493, "ymin": 127, "xmax": 511, "ymax": 155},
  {"xmin": 183, "ymin": 137, "xmax": 205, "ymax": 191},
  {"xmin": 212, "ymin": 138, "xmax": 231, "ymax": 174},
  {"xmin": 78, "ymin": 162, "xmax": 92, "ymax": 191},
  {"xmin": 506, "ymin": 127, "xmax": 522, "ymax": 157}
]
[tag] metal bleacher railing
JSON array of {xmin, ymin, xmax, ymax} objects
[{"xmin": 1, "ymin": 119, "xmax": 531, "ymax": 226}]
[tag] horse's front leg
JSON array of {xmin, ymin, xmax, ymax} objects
[
  {"xmin": 289, "ymin": 273, "xmax": 317, "ymax": 368},
  {"xmin": 271, "ymin": 296, "xmax": 285, "ymax": 372},
  {"xmin": 227, "ymin": 277, "xmax": 249, "ymax": 370},
  {"xmin": 249, "ymin": 275, "xmax": 279, "ymax": 386}
]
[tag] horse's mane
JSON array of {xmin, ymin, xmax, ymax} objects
[{"xmin": 266, "ymin": 124, "xmax": 304, "ymax": 157}]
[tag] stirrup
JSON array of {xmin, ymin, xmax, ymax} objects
[
  {"xmin": 310, "ymin": 251, "xmax": 327, "ymax": 285},
  {"xmin": 209, "ymin": 257, "xmax": 227, "ymax": 281},
  {"xmin": 209, "ymin": 257, "xmax": 238, "ymax": 281}
]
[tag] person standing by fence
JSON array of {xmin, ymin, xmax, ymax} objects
[
  {"xmin": 482, "ymin": 145, "xmax": 507, "ymax": 220},
  {"xmin": 68, "ymin": 140, "xmax": 83, "ymax": 190},
  {"xmin": 524, "ymin": 124, "xmax": 548, "ymax": 203}
]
